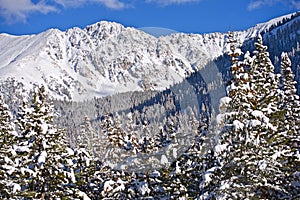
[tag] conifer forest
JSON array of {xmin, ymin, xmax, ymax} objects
[
  {"xmin": 0, "ymin": 11, "xmax": 300, "ymax": 200},
  {"xmin": 0, "ymin": 32, "xmax": 299, "ymax": 199}
]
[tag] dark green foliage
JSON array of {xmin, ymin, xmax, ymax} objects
[
  {"xmin": 0, "ymin": 95, "xmax": 17, "ymax": 198},
  {"xmin": 202, "ymin": 34, "xmax": 300, "ymax": 199},
  {"xmin": 3, "ymin": 85, "xmax": 77, "ymax": 199}
]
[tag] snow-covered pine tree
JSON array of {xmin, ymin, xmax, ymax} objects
[
  {"xmin": 125, "ymin": 112, "xmax": 136, "ymax": 136},
  {"xmin": 279, "ymin": 52, "xmax": 300, "ymax": 197},
  {"xmin": 155, "ymin": 127, "xmax": 169, "ymax": 147},
  {"xmin": 139, "ymin": 120, "xmax": 157, "ymax": 153},
  {"xmin": 79, "ymin": 115, "xmax": 96, "ymax": 158},
  {"xmin": 123, "ymin": 112, "xmax": 139, "ymax": 152},
  {"xmin": 101, "ymin": 113, "xmax": 114, "ymax": 133},
  {"xmin": 110, "ymin": 114, "xmax": 127, "ymax": 149},
  {"xmin": 251, "ymin": 34, "xmax": 283, "ymax": 127},
  {"xmin": 101, "ymin": 112, "xmax": 120, "ymax": 146},
  {"xmin": 0, "ymin": 95, "xmax": 18, "ymax": 198},
  {"xmin": 209, "ymin": 32, "xmax": 264, "ymax": 199},
  {"xmin": 165, "ymin": 116, "xmax": 177, "ymax": 140},
  {"xmin": 207, "ymin": 34, "xmax": 289, "ymax": 199},
  {"xmin": 207, "ymin": 36, "xmax": 295, "ymax": 199},
  {"xmin": 246, "ymin": 36, "xmax": 296, "ymax": 198},
  {"xmin": 281, "ymin": 52, "xmax": 300, "ymax": 134},
  {"xmin": 71, "ymin": 146, "xmax": 97, "ymax": 199},
  {"xmin": 189, "ymin": 111, "xmax": 199, "ymax": 134},
  {"xmin": 74, "ymin": 119, "xmax": 98, "ymax": 198},
  {"xmin": 11, "ymin": 85, "xmax": 77, "ymax": 199}
]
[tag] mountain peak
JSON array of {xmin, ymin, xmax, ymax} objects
[
  {"xmin": 245, "ymin": 11, "xmax": 300, "ymax": 39},
  {"xmin": 0, "ymin": 12, "xmax": 298, "ymax": 101},
  {"xmin": 84, "ymin": 21, "xmax": 125, "ymax": 39}
]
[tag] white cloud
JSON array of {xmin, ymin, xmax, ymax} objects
[
  {"xmin": 146, "ymin": 0, "xmax": 201, "ymax": 6},
  {"xmin": 248, "ymin": 0, "xmax": 266, "ymax": 10},
  {"xmin": 0, "ymin": 0, "xmax": 57, "ymax": 23},
  {"xmin": 0, "ymin": 0, "xmax": 205, "ymax": 23},
  {"xmin": 291, "ymin": 0, "xmax": 300, "ymax": 9},
  {"xmin": 99, "ymin": 0, "xmax": 127, "ymax": 9},
  {"xmin": 52, "ymin": 0, "xmax": 85, "ymax": 8},
  {"xmin": 248, "ymin": 0, "xmax": 300, "ymax": 10},
  {"xmin": 53, "ymin": 0, "xmax": 127, "ymax": 9},
  {"xmin": 0, "ymin": 0, "xmax": 128, "ymax": 23}
]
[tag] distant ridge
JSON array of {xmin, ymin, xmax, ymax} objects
[{"xmin": 0, "ymin": 11, "xmax": 299, "ymax": 101}]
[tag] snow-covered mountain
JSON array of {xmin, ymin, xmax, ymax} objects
[{"xmin": 0, "ymin": 12, "xmax": 299, "ymax": 100}]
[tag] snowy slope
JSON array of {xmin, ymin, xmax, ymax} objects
[
  {"xmin": 162, "ymin": 32, "xmax": 230, "ymax": 69},
  {"xmin": 244, "ymin": 13, "xmax": 296, "ymax": 39},
  {"xmin": 0, "ymin": 12, "xmax": 298, "ymax": 101},
  {"xmin": 0, "ymin": 22, "xmax": 200, "ymax": 101}
]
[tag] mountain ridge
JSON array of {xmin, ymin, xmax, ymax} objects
[{"xmin": 0, "ymin": 11, "xmax": 299, "ymax": 101}]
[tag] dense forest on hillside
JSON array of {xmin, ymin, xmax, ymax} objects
[{"xmin": 0, "ymin": 33, "xmax": 299, "ymax": 199}]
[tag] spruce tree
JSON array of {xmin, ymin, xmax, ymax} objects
[
  {"xmin": 251, "ymin": 34, "xmax": 283, "ymax": 127},
  {"xmin": 165, "ymin": 116, "xmax": 177, "ymax": 140},
  {"xmin": 206, "ymin": 34, "xmax": 291, "ymax": 199},
  {"xmin": 281, "ymin": 52, "xmax": 300, "ymax": 134},
  {"xmin": 248, "ymin": 36, "xmax": 296, "ymax": 198},
  {"xmin": 79, "ymin": 115, "xmax": 96, "ymax": 158},
  {"xmin": 211, "ymin": 34, "xmax": 265, "ymax": 199},
  {"xmin": 11, "ymin": 85, "xmax": 77, "ymax": 199},
  {"xmin": 123, "ymin": 113, "xmax": 139, "ymax": 152},
  {"xmin": 71, "ymin": 146, "xmax": 97, "ymax": 199},
  {"xmin": 0, "ymin": 95, "xmax": 18, "ymax": 198},
  {"xmin": 279, "ymin": 52, "xmax": 300, "ymax": 197},
  {"xmin": 139, "ymin": 120, "xmax": 157, "ymax": 153}
]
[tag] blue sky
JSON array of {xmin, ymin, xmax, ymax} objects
[{"xmin": 0, "ymin": 0, "xmax": 299, "ymax": 36}]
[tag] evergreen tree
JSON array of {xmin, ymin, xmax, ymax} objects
[
  {"xmin": 79, "ymin": 115, "xmax": 96, "ymax": 158},
  {"xmin": 279, "ymin": 52, "xmax": 300, "ymax": 196},
  {"xmin": 205, "ymin": 34, "xmax": 292, "ymax": 199},
  {"xmin": 0, "ymin": 95, "xmax": 18, "ymax": 198},
  {"xmin": 71, "ymin": 147, "xmax": 97, "ymax": 199},
  {"xmin": 109, "ymin": 114, "xmax": 126, "ymax": 149},
  {"xmin": 281, "ymin": 52, "xmax": 300, "ymax": 134},
  {"xmin": 101, "ymin": 112, "xmax": 118, "ymax": 146},
  {"xmin": 248, "ymin": 36, "xmax": 297, "ymax": 198},
  {"xmin": 155, "ymin": 127, "xmax": 169, "ymax": 147},
  {"xmin": 165, "ymin": 116, "xmax": 177, "ymax": 140},
  {"xmin": 139, "ymin": 121, "xmax": 157, "ymax": 153},
  {"xmin": 101, "ymin": 112, "xmax": 114, "ymax": 135},
  {"xmin": 251, "ymin": 34, "xmax": 283, "ymax": 127},
  {"xmin": 189, "ymin": 111, "xmax": 199, "ymax": 134},
  {"xmin": 211, "ymin": 34, "xmax": 265, "ymax": 199},
  {"xmin": 123, "ymin": 112, "xmax": 139, "ymax": 152},
  {"xmin": 10, "ymin": 85, "xmax": 77, "ymax": 199}
]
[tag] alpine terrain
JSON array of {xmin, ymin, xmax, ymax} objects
[
  {"xmin": 0, "ymin": 11, "xmax": 299, "ymax": 199},
  {"xmin": 0, "ymin": 12, "xmax": 298, "ymax": 101}
]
